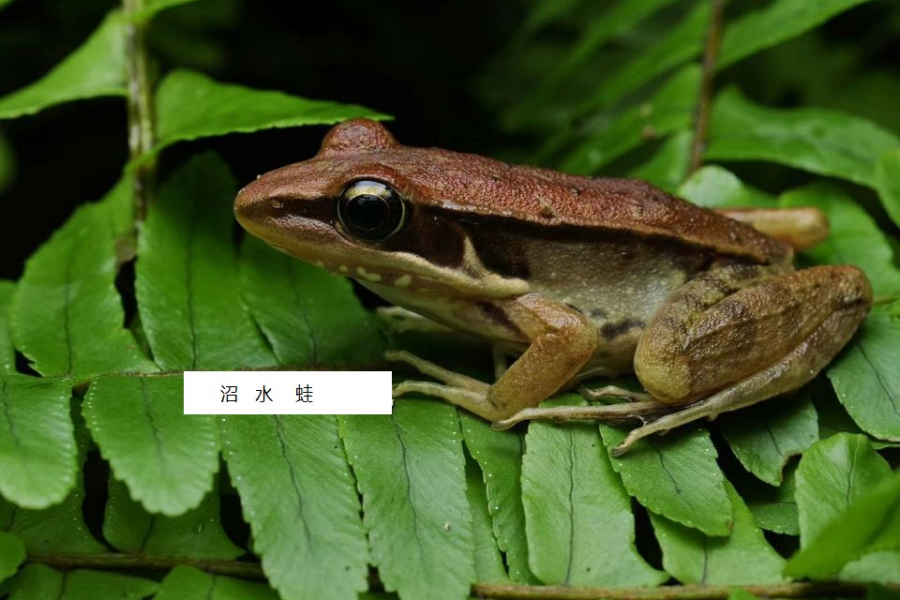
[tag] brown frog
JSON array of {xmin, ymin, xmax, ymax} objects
[{"xmin": 234, "ymin": 119, "xmax": 871, "ymax": 454}]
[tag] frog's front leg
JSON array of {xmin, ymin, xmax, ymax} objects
[
  {"xmin": 500, "ymin": 263, "xmax": 872, "ymax": 456},
  {"xmin": 390, "ymin": 293, "xmax": 601, "ymax": 420}
]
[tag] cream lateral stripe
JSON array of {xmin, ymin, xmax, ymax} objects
[{"xmin": 285, "ymin": 235, "xmax": 528, "ymax": 298}]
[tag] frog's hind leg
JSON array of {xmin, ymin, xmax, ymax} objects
[{"xmin": 496, "ymin": 264, "xmax": 872, "ymax": 456}]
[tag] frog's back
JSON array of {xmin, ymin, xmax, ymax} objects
[
  {"xmin": 309, "ymin": 119, "xmax": 790, "ymax": 264},
  {"xmin": 402, "ymin": 151, "xmax": 790, "ymax": 265}
]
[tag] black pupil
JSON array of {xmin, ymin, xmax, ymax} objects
[
  {"xmin": 338, "ymin": 181, "xmax": 406, "ymax": 241},
  {"xmin": 347, "ymin": 194, "xmax": 390, "ymax": 231}
]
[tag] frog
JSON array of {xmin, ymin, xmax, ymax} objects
[{"xmin": 234, "ymin": 118, "xmax": 871, "ymax": 455}]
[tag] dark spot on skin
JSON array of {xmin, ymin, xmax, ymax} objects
[
  {"xmin": 728, "ymin": 264, "xmax": 763, "ymax": 282},
  {"xmin": 479, "ymin": 302, "xmax": 521, "ymax": 336},
  {"xmin": 380, "ymin": 206, "xmax": 465, "ymax": 268},
  {"xmin": 466, "ymin": 225, "xmax": 531, "ymax": 279},
  {"xmin": 600, "ymin": 318, "xmax": 645, "ymax": 341},
  {"xmin": 589, "ymin": 308, "xmax": 608, "ymax": 319},
  {"xmin": 284, "ymin": 196, "xmax": 334, "ymax": 222}
]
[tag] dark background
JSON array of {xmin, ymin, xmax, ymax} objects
[
  {"xmin": 2, "ymin": 0, "xmax": 898, "ymax": 280},
  {"xmin": 0, "ymin": 0, "xmax": 520, "ymax": 279}
]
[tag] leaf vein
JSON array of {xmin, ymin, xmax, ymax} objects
[
  {"xmin": 391, "ymin": 411, "xmax": 427, "ymax": 569},
  {"xmin": 0, "ymin": 379, "xmax": 20, "ymax": 451},
  {"xmin": 185, "ymin": 199, "xmax": 200, "ymax": 370},
  {"xmin": 855, "ymin": 342, "xmax": 900, "ymax": 419},
  {"xmin": 283, "ymin": 260, "xmax": 318, "ymax": 364},
  {"xmin": 650, "ymin": 438, "xmax": 683, "ymax": 496},
  {"xmin": 273, "ymin": 415, "xmax": 312, "ymax": 547},
  {"xmin": 699, "ymin": 535, "xmax": 710, "ymax": 584},
  {"xmin": 140, "ymin": 378, "xmax": 167, "ymax": 476},
  {"xmin": 62, "ymin": 251, "xmax": 75, "ymax": 375},
  {"xmin": 563, "ymin": 431, "xmax": 576, "ymax": 586}
]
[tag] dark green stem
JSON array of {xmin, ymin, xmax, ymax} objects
[
  {"xmin": 28, "ymin": 552, "xmax": 266, "ymax": 581},
  {"xmin": 473, "ymin": 581, "xmax": 893, "ymax": 600},
  {"xmin": 688, "ymin": 0, "xmax": 725, "ymax": 174},
  {"xmin": 873, "ymin": 295, "xmax": 899, "ymax": 306},
  {"xmin": 27, "ymin": 553, "xmax": 898, "ymax": 600},
  {"xmin": 122, "ymin": 0, "xmax": 156, "ymax": 224}
]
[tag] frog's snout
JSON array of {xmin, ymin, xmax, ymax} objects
[{"xmin": 234, "ymin": 176, "xmax": 276, "ymax": 230}]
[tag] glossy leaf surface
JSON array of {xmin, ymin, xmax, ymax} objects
[
  {"xmin": 155, "ymin": 70, "xmax": 388, "ymax": 152},
  {"xmin": 136, "ymin": 153, "xmax": 274, "ymax": 370},
  {"xmin": 720, "ymin": 394, "xmax": 818, "ymax": 486},
  {"xmin": 223, "ymin": 414, "xmax": 368, "ymax": 600},
  {"xmin": 460, "ymin": 413, "xmax": 535, "ymax": 583},
  {"xmin": 103, "ymin": 478, "xmax": 240, "ymax": 558},
  {"xmin": 11, "ymin": 199, "xmax": 154, "ymax": 380},
  {"xmin": 651, "ymin": 483, "xmax": 785, "ymax": 585},
  {"xmin": 522, "ymin": 397, "xmax": 666, "ymax": 587},
  {"xmin": 155, "ymin": 566, "xmax": 278, "ymax": 600},
  {"xmin": 708, "ymin": 89, "xmax": 900, "ymax": 188},
  {"xmin": 84, "ymin": 374, "xmax": 219, "ymax": 515},
  {"xmin": 239, "ymin": 236, "xmax": 386, "ymax": 367},
  {"xmin": 600, "ymin": 423, "xmax": 733, "ymax": 536},
  {"xmin": 828, "ymin": 310, "xmax": 900, "ymax": 442},
  {"xmin": 7, "ymin": 564, "xmax": 158, "ymax": 600},
  {"xmin": 0, "ymin": 12, "xmax": 125, "ymax": 119},
  {"xmin": 341, "ymin": 401, "xmax": 475, "ymax": 600},
  {"xmin": 0, "ymin": 376, "xmax": 75, "ymax": 509},
  {"xmin": 561, "ymin": 66, "xmax": 700, "ymax": 174},
  {"xmin": 785, "ymin": 472, "xmax": 900, "ymax": 579}
]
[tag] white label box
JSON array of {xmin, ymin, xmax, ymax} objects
[{"xmin": 184, "ymin": 371, "xmax": 393, "ymax": 415}]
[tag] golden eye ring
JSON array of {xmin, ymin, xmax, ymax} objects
[{"xmin": 337, "ymin": 180, "xmax": 407, "ymax": 242}]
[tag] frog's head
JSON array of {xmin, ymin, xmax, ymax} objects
[{"xmin": 234, "ymin": 118, "xmax": 528, "ymax": 299}]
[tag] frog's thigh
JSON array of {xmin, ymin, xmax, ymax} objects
[{"xmin": 635, "ymin": 264, "xmax": 871, "ymax": 406}]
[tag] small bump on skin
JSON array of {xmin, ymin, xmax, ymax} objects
[
  {"xmin": 395, "ymin": 274, "xmax": 412, "ymax": 288},
  {"xmin": 314, "ymin": 260, "xmax": 325, "ymax": 268},
  {"xmin": 356, "ymin": 267, "xmax": 382, "ymax": 282},
  {"xmin": 339, "ymin": 265, "xmax": 348, "ymax": 272},
  {"xmin": 538, "ymin": 198, "xmax": 556, "ymax": 219}
]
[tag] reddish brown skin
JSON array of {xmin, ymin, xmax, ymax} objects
[
  {"xmin": 235, "ymin": 118, "xmax": 873, "ymax": 454},
  {"xmin": 237, "ymin": 118, "xmax": 791, "ymax": 265}
]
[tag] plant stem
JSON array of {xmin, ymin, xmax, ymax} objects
[
  {"xmin": 28, "ymin": 552, "xmax": 266, "ymax": 581},
  {"xmin": 122, "ymin": 0, "xmax": 156, "ymax": 224},
  {"xmin": 27, "ymin": 553, "xmax": 898, "ymax": 599},
  {"xmin": 472, "ymin": 582, "xmax": 890, "ymax": 600},
  {"xmin": 688, "ymin": 0, "xmax": 725, "ymax": 174}
]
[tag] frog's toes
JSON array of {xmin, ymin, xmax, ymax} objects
[
  {"xmin": 578, "ymin": 384, "xmax": 653, "ymax": 403},
  {"xmin": 392, "ymin": 379, "xmax": 490, "ymax": 407},
  {"xmin": 491, "ymin": 408, "xmax": 545, "ymax": 431},
  {"xmin": 386, "ymin": 350, "xmax": 490, "ymax": 393}
]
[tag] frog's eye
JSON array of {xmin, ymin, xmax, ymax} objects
[{"xmin": 337, "ymin": 180, "xmax": 408, "ymax": 242}]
